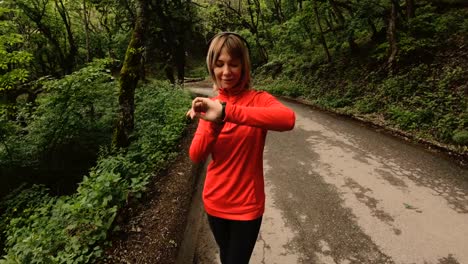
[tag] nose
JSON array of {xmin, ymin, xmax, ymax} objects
[{"xmin": 222, "ymin": 65, "xmax": 232, "ymax": 76}]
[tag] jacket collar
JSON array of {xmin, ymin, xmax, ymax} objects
[{"xmin": 218, "ymin": 85, "xmax": 248, "ymax": 98}]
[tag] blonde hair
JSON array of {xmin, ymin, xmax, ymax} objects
[{"xmin": 206, "ymin": 33, "xmax": 251, "ymax": 90}]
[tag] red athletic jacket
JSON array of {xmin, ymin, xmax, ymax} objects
[{"xmin": 189, "ymin": 87, "xmax": 295, "ymax": 220}]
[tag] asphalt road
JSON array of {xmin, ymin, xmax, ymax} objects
[{"xmin": 181, "ymin": 84, "xmax": 468, "ymax": 264}]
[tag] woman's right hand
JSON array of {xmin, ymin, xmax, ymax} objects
[{"xmin": 186, "ymin": 97, "xmax": 223, "ymax": 123}]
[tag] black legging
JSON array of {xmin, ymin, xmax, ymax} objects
[{"xmin": 207, "ymin": 214, "xmax": 263, "ymax": 264}]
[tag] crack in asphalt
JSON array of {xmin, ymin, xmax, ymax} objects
[{"xmin": 257, "ymin": 233, "xmax": 267, "ymax": 264}]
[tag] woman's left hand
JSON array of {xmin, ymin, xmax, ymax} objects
[{"xmin": 186, "ymin": 97, "xmax": 223, "ymax": 123}]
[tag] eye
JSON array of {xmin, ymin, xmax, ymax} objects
[{"xmin": 215, "ymin": 61, "xmax": 224, "ymax": 67}]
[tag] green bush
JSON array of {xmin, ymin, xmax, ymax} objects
[
  {"xmin": 452, "ymin": 130, "xmax": 468, "ymax": 145},
  {"xmin": 0, "ymin": 80, "xmax": 191, "ymax": 263},
  {"xmin": 355, "ymin": 97, "xmax": 379, "ymax": 114},
  {"xmin": 0, "ymin": 59, "xmax": 118, "ymax": 171},
  {"xmin": 27, "ymin": 59, "xmax": 118, "ymax": 156},
  {"xmin": 433, "ymin": 113, "xmax": 458, "ymax": 142},
  {"xmin": 386, "ymin": 105, "xmax": 431, "ymax": 130},
  {"xmin": 376, "ymin": 75, "xmax": 417, "ymax": 104},
  {"xmin": 258, "ymin": 79, "xmax": 307, "ymax": 98},
  {"xmin": 0, "ymin": 156, "xmax": 129, "ymax": 263},
  {"xmin": 185, "ymin": 62, "xmax": 207, "ymax": 79},
  {"xmin": 128, "ymin": 81, "xmax": 192, "ymax": 168},
  {"xmin": 253, "ymin": 2, "xmax": 466, "ymax": 150},
  {"xmin": 316, "ymin": 96, "xmax": 353, "ymax": 109}
]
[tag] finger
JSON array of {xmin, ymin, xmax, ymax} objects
[
  {"xmin": 192, "ymin": 97, "xmax": 206, "ymax": 105},
  {"xmin": 191, "ymin": 97, "xmax": 202, "ymax": 108},
  {"xmin": 194, "ymin": 101, "xmax": 207, "ymax": 113},
  {"xmin": 198, "ymin": 113, "xmax": 207, "ymax": 121},
  {"xmin": 193, "ymin": 111, "xmax": 203, "ymax": 120},
  {"xmin": 186, "ymin": 107, "xmax": 200, "ymax": 119},
  {"xmin": 190, "ymin": 108, "xmax": 198, "ymax": 119}
]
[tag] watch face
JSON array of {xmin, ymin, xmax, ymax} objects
[{"xmin": 221, "ymin": 102, "xmax": 226, "ymax": 120}]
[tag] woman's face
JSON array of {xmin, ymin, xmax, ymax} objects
[{"xmin": 213, "ymin": 47, "xmax": 242, "ymax": 90}]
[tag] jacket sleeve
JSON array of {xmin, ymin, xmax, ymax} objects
[
  {"xmin": 189, "ymin": 119, "xmax": 223, "ymax": 163},
  {"xmin": 224, "ymin": 92, "xmax": 295, "ymax": 131}
]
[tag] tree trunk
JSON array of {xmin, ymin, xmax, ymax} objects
[
  {"xmin": 324, "ymin": 12, "xmax": 334, "ymax": 33},
  {"xmin": 83, "ymin": 0, "xmax": 91, "ymax": 62},
  {"xmin": 113, "ymin": 0, "xmax": 148, "ymax": 148},
  {"xmin": 222, "ymin": 0, "xmax": 268, "ymax": 64},
  {"xmin": 406, "ymin": 0, "xmax": 415, "ymax": 19},
  {"xmin": 55, "ymin": 0, "xmax": 77, "ymax": 74},
  {"xmin": 348, "ymin": 34, "xmax": 359, "ymax": 53},
  {"xmin": 328, "ymin": 0, "xmax": 345, "ymax": 26},
  {"xmin": 278, "ymin": 0, "xmax": 284, "ymax": 22},
  {"xmin": 16, "ymin": 1, "xmax": 67, "ymax": 74},
  {"xmin": 175, "ymin": 40, "xmax": 185, "ymax": 85},
  {"xmin": 369, "ymin": 18, "xmax": 378, "ymax": 41},
  {"xmin": 165, "ymin": 65, "xmax": 175, "ymax": 84},
  {"xmin": 313, "ymin": 1, "xmax": 331, "ymax": 63},
  {"xmin": 387, "ymin": 0, "xmax": 398, "ymax": 75},
  {"xmin": 140, "ymin": 48, "xmax": 147, "ymax": 82},
  {"xmin": 272, "ymin": 0, "xmax": 284, "ymax": 23},
  {"xmin": 246, "ymin": 0, "xmax": 268, "ymax": 64}
]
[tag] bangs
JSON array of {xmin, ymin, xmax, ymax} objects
[
  {"xmin": 206, "ymin": 33, "xmax": 251, "ymax": 89},
  {"xmin": 222, "ymin": 37, "xmax": 244, "ymax": 60}
]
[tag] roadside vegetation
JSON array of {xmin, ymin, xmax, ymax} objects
[
  {"xmin": 0, "ymin": 61, "xmax": 191, "ymax": 262},
  {"xmin": 0, "ymin": 0, "xmax": 196, "ymax": 261},
  {"xmin": 253, "ymin": 4, "xmax": 467, "ymax": 152}
]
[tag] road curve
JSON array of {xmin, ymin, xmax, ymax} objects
[{"xmin": 184, "ymin": 84, "xmax": 468, "ymax": 264}]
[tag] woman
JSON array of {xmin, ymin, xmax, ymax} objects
[{"xmin": 186, "ymin": 32, "xmax": 295, "ymax": 264}]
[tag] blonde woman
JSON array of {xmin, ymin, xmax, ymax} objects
[{"xmin": 187, "ymin": 32, "xmax": 295, "ymax": 264}]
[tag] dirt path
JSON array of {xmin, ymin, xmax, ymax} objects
[
  {"xmin": 182, "ymin": 83, "xmax": 468, "ymax": 264},
  {"xmin": 104, "ymin": 122, "xmax": 202, "ymax": 264}
]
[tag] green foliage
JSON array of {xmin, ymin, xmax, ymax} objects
[
  {"xmin": 185, "ymin": 62, "xmax": 207, "ymax": 79},
  {"xmin": 128, "ymin": 80, "xmax": 192, "ymax": 169},
  {"xmin": 268, "ymin": 16, "xmax": 309, "ymax": 56},
  {"xmin": 376, "ymin": 74, "xmax": 419, "ymax": 103},
  {"xmin": 2, "ymin": 0, "xmax": 137, "ymax": 78},
  {"xmin": 432, "ymin": 113, "xmax": 458, "ymax": 142},
  {"xmin": 0, "ymin": 115, "xmax": 20, "ymax": 163},
  {"xmin": 258, "ymin": 78, "xmax": 307, "ymax": 98},
  {"xmin": 399, "ymin": 6, "xmax": 467, "ymax": 60},
  {"xmin": 0, "ymin": 59, "xmax": 118, "ymax": 171},
  {"xmin": 262, "ymin": 50, "xmax": 466, "ymax": 146},
  {"xmin": 199, "ymin": 3, "xmax": 243, "ymax": 34},
  {"xmin": 386, "ymin": 105, "xmax": 431, "ymax": 130},
  {"xmin": 355, "ymin": 97, "xmax": 380, "ymax": 114},
  {"xmin": 0, "ymin": 7, "xmax": 32, "ymax": 91},
  {"xmin": 316, "ymin": 96, "xmax": 353, "ymax": 109},
  {"xmin": 0, "ymin": 168, "xmax": 118, "ymax": 263},
  {"xmin": 452, "ymin": 130, "xmax": 468, "ymax": 146},
  {"xmin": 0, "ymin": 79, "xmax": 191, "ymax": 263},
  {"xmin": 0, "ymin": 184, "xmax": 50, "ymax": 255}
]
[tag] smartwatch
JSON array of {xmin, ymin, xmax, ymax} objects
[{"xmin": 220, "ymin": 101, "xmax": 227, "ymax": 122}]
